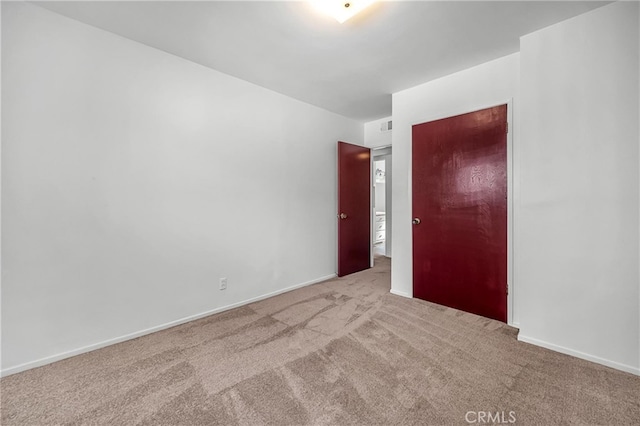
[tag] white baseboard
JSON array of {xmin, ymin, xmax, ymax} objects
[
  {"xmin": 0, "ymin": 273, "xmax": 336, "ymax": 378},
  {"xmin": 390, "ymin": 288, "xmax": 411, "ymax": 298},
  {"xmin": 518, "ymin": 334, "xmax": 640, "ymax": 376}
]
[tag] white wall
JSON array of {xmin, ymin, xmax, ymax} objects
[
  {"xmin": 391, "ymin": 53, "xmax": 520, "ymax": 318},
  {"xmin": 1, "ymin": 2, "xmax": 363, "ymax": 374},
  {"xmin": 384, "ymin": 154, "xmax": 392, "ymax": 258},
  {"xmin": 364, "ymin": 116, "xmax": 392, "ymax": 148},
  {"xmin": 518, "ymin": 1, "xmax": 639, "ymax": 374}
]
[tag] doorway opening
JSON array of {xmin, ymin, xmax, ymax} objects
[
  {"xmin": 373, "ymin": 158, "xmax": 386, "ymax": 257},
  {"xmin": 371, "ymin": 146, "xmax": 391, "ymax": 266}
]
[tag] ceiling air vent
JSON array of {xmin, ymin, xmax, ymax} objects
[{"xmin": 380, "ymin": 120, "xmax": 393, "ymax": 132}]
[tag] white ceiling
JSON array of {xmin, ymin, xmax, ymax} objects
[{"xmin": 33, "ymin": 1, "xmax": 608, "ymax": 122}]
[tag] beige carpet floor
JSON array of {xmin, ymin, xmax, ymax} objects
[{"xmin": 1, "ymin": 256, "xmax": 639, "ymax": 425}]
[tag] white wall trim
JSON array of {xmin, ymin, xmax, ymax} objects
[
  {"xmin": 390, "ymin": 289, "xmax": 411, "ymax": 298},
  {"xmin": 0, "ymin": 273, "xmax": 336, "ymax": 378},
  {"xmin": 518, "ymin": 334, "xmax": 640, "ymax": 376}
]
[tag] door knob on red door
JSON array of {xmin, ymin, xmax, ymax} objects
[
  {"xmin": 338, "ymin": 213, "xmax": 348, "ymax": 219},
  {"xmin": 412, "ymin": 218, "xmax": 421, "ymax": 225}
]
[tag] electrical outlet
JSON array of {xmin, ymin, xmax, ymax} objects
[{"xmin": 219, "ymin": 277, "xmax": 227, "ymax": 290}]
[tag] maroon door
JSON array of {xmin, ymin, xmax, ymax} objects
[
  {"xmin": 412, "ymin": 105, "xmax": 507, "ymax": 322},
  {"xmin": 338, "ymin": 141, "xmax": 371, "ymax": 277}
]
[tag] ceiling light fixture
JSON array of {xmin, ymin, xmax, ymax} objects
[{"xmin": 310, "ymin": 0, "xmax": 376, "ymax": 24}]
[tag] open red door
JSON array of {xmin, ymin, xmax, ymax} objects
[
  {"xmin": 412, "ymin": 105, "xmax": 507, "ymax": 322},
  {"xmin": 338, "ymin": 141, "xmax": 371, "ymax": 277}
]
